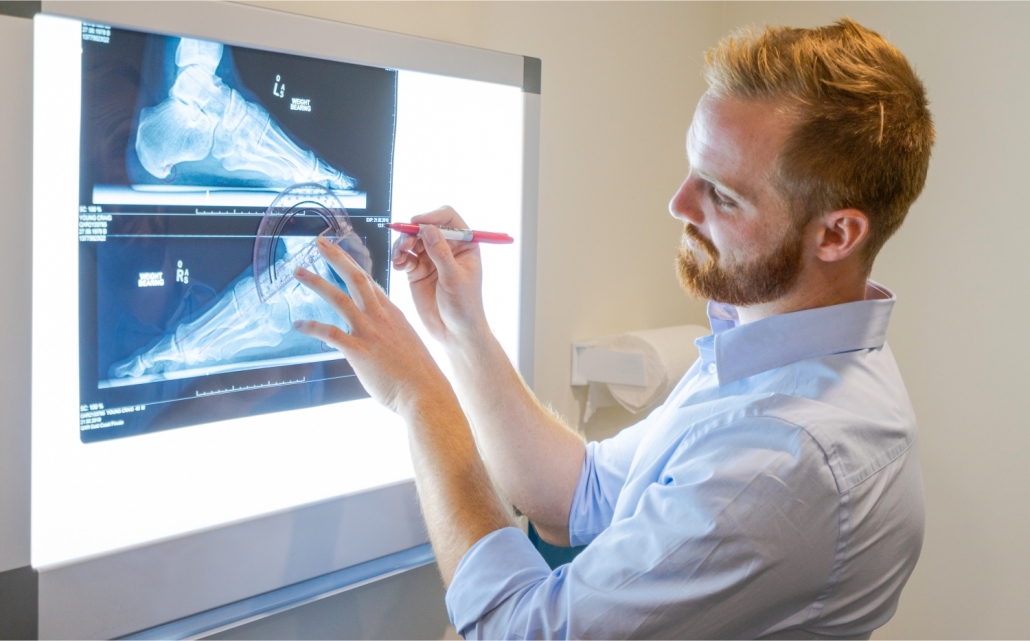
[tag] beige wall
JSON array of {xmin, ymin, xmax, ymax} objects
[{"xmin": 249, "ymin": 2, "xmax": 1030, "ymax": 637}]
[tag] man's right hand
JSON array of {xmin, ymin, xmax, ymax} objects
[
  {"xmin": 392, "ymin": 206, "xmax": 586, "ymax": 546},
  {"xmin": 391, "ymin": 207, "xmax": 490, "ymax": 347}
]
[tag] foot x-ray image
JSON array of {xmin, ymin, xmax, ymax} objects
[
  {"xmin": 106, "ymin": 234, "xmax": 371, "ymax": 383},
  {"xmin": 76, "ymin": 25, "xmax": 397, "ymax": 442},
  {"xmin": 106, "ymin": 186, "xmax": 372, "ymax": 385},
  {"xmin": 135, "ymin": 39, "xmax": 356, "ymax": 191}
]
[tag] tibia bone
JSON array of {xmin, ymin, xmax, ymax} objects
[{"xmin": 175, "ymin": 39, "xmax": 223, "ymax": 73}]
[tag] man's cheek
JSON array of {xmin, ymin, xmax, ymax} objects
[{"xmin": 715, "ymin": 226, "xmax": 758, "ymax": 262}]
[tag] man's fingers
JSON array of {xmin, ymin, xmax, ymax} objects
[
  {"xmin": 402, "ymin": 252, "xmax": 439, "ymax": 283},
  {"xmin": 391, "ymin": 234, "xmax": 418, "ymax": 261},
  {"xmin": 393, "ymin": 237, "xmax": 435, "ymax": 278},
  {"xmin": 391, "ymin": 250, "xmax": 413, "ymax": 273},
  {"xmin": 315, "ymin": 237, "xmax": 380, "ymax": 312},
  {"xmin": 294, "ymin": 265, "xmax": 362, "ymax": 326},
  {"xmin": 391, "ymin": 213, "xmax": 479, "ymax": 285},
  {"xmin": 419, "ymin": 225, "xmax": 461, "ymax": 282},
  {"xmin": 293, "ymin": 318, "xmax": 355, "ymax": 352},
  {"xmin": 394, "ymin": 251, "xmax": 427, "ymax": 277},
  {"xmin": 392, "ymin": 237, "xmax": 423, "ymax": 273}
]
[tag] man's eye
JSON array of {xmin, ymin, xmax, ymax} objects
[{"xmin": 708, "ymin": 184, "xmax": 734, "ymax": 208}]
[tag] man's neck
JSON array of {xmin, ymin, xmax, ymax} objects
[{"xmin": 735, "ymin": 269, "xmax": 869, "ymax": 325}]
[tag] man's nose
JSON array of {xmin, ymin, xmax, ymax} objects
[{"xmin": 669, "ymin": 178, "xmax": 704, "ymax": 225}]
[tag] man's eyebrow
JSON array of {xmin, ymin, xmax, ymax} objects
[{"xmin": 694, "ymin": 168, "xmax": 753, "ymax": 203}]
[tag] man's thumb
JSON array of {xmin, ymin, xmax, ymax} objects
[{"xmin": 421, "ymin": 226, "xmax": 459, "ymax": 279}]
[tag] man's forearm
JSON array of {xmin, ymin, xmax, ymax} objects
[
  {"xmin": 403, "ymin": 387, "xmax": 515, "ymax": 585},
  {"xmin": 445, "ymin": 330, "xmax": 586, "ymax": 545}
]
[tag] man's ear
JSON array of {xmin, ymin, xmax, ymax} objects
[{"xmin": 813, "ymin": 208, "xmax": 869, "ymax": 263}]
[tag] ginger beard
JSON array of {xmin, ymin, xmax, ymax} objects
[{"xmin": 676, "ymin": 222, "xmax": 806, "ymax": 307}]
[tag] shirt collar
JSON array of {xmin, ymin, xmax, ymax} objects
[{"xmin": 697, "ymin": 280, "xmax": 896, "ymax": 387}]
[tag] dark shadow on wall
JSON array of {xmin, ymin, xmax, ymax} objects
[
  {"xmin": 0, "ymin": 566, "xmax": 38, "ymax": 640},
  {"xmin": 0, "ymin": 2, "xmax": 40, "ymax": 19}
]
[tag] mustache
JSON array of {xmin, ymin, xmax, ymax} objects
[{"xmin": 683, "ymin": 224, "xmax": 719, "ymax": 259}]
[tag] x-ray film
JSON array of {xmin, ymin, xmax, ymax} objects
[{"xmin": 77, "ymin": 25, "xmax": 397, "ymax": 442}]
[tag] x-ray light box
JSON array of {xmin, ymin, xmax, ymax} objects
[{"xmin": 30, "ymin": 2, "xmax": 537, "ymax": 636}]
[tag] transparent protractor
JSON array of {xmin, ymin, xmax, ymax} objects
[{"xmin": 253, "ymin": 182, "xmax": 352, "ymax": 303}]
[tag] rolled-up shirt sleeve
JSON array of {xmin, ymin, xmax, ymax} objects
[
  {"xmin": 568, "ymin": 412, "xmax": 653, "ymax": 546},
  {"xmin": 444, "ymin": 417, "xmax": 841, "ymax": 639},
  {"xmin": 445, "ymin": 528, "xmax": 552, "ymax": 638}
]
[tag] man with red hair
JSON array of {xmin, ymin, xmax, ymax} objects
[{"xmin": 295, "ymin": 18, "xmax": 934, "ymax": 639}]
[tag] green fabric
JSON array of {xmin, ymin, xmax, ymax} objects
[{"xmin": 527, "ymin": 522, "xmax": 586, "ymax": 570}]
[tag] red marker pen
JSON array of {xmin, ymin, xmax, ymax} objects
[{"xmin": 386, "ymin": 222, "xmax": 514, "ymax": 245}]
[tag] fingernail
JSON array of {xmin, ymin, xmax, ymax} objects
[
  {"xmin": 422, "ymin": 225, "xmax": 440, "ymax": 246},
  {"xmin": 316, "ymin": 236, "xmax": 328, "ymax": 247},
  {"xmin": 294, "ymin": 266, "xmax": 308, "ymax": 279},
  {"xmin": 293, "ymin": 320, "xmax": 304, "ymax": 330}
]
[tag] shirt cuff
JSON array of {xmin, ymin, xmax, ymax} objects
[{"xmin": 445, "ymin": 526, "xmax": 552, "ymax": 636}]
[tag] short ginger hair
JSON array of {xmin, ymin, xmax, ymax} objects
[{"xmin": 703, "ymin": 18, "xmax": 935, "ymax": 267}]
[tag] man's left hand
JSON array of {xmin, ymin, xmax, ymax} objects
[{"xmin": 292, "ymin": 236, "xmax": 449, "ymax": 418}]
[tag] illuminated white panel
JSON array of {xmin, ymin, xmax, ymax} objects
[
  {"xmin": 32, "ymin": 15, "xmax": 525, "ymax": 570},
  {"xmin": 391, "ymin": 70, "xmax": 524, "ymax": 373}
]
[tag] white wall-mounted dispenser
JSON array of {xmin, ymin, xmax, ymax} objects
[{"xmin": 571, "ymin": 324, "xmax": 709, "ymax": 422}]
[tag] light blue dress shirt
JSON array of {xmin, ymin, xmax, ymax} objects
[{"xmin": 446, "ymin": 281, "xmax": 924, "ymax": 639}]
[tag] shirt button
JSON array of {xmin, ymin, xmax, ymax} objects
[{"xmin": 707, "ymin": 363, "xmax": 717, "ymax": 375}]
